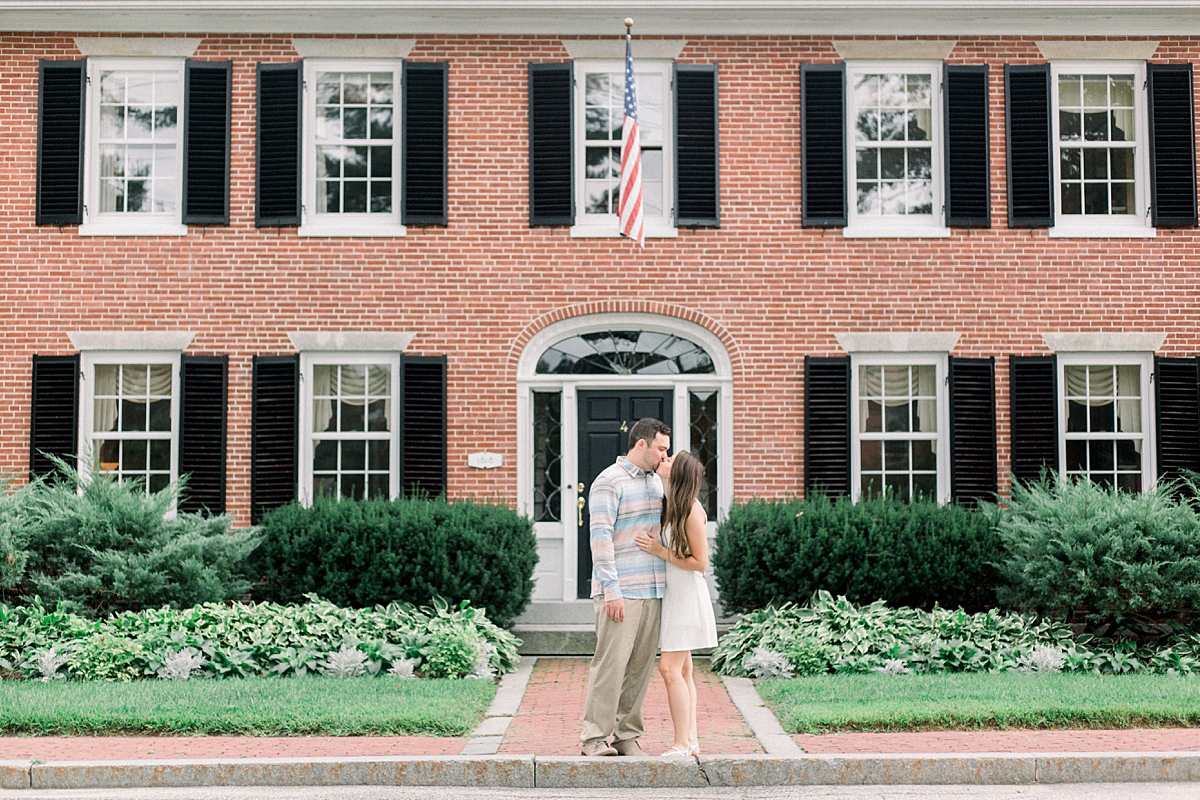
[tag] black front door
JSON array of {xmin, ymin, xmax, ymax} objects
[{"xmin": 576, "ymin": 390, "xmax": 673, "ymax": 599}]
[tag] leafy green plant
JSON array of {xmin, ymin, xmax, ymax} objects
[
  {"xmin": 992, "ymin": 475, "xmax": 1200, "ymax": 629},
  {"xmin": 3, "ymin": 459, "xmax": 259, "ymax": 617},
  {"xmin": 713, "ymin": 493, "xmax": 1001, "ymax": 615},
  {"xmin": 0, "ymin": 594, "xmax": 519, "ymax": 682},
  {"xmin": 250, "ymin": 495, "xmax": 538, "ymax": 626}
]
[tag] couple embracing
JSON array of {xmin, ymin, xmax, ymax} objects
[{"xmin": 579, "ymin": 418, "xmax": 719, "ymax": 758}]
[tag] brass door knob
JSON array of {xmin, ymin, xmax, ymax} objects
[{"xmin": 577, "ymin": 495, "xmax": 586, "ymax": 526}]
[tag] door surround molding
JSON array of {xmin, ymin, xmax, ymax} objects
[{"xmin": 516, "ymin": 312, "xmax": 734, "ymax": 602}]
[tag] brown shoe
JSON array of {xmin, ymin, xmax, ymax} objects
[
  {"xmin": 581, "ymin": 739, "xmax": 619, "ymax": 757},
  {"xmin": 612, "ymin": 739, "xmax": 647, "ymax": 757}
]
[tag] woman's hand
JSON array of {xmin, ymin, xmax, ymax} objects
[{"xmin": 634, "ymin": 533, "xmax": 664, "ymax": 558}]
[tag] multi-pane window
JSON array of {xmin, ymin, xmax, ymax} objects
[
  {"xmin": 574, "ymin": 60, "xmax": 672, "ymax": 236},
  {"xmin": 1062, "ymin": 363, "xmax": 1148, "ymax": 492},
  {"xmin": 1057, "ymin": 73, "xmax": 1137, "ymax": 216},
  {"xmin": 85, "ymin": 360, "xmax": 177, "ymax": 495},
  {"xmin": 310, "ymin": 362, "xmax": 397, "ymax": 501},
  {"xmin": 315, "ymin": 71, "xmax": 395, "ymax": 214},
  {"xmin": 855, "ymin": 361, "xmax": 944, "ymax": 502},
  {"xmin": 97, "ymin": 70, "xmax": 179, "ymax": 214},
  {"xmin": 852, "ymin": 71, "xmax": 934, "ymax": 218},
  {"xmin": 302, "ymin": 61, "xmax": 402, "ymax": 235}
]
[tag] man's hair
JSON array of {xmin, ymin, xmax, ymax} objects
[{"xmin": 628, "ymin": 418, "xmax": 671, "ymax": 452}]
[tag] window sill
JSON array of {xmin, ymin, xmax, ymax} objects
[
  {"xmin": 79, "ymin": 220, "xmax": 188, "ymax": 237},
  {"xmin": 299, "ymin": 220, "xmax": 407, "ymax": 238},
  {"xmin": 1047, "ymin": 224, "xmax": 1157, "ymax": 239},
  {"xmin": 842, "ymin": 223, "xmax": 951, "ymax": 239},
  {"xmin": 570, "ymin": 221, "xmax": 678, "ymax": 239}
]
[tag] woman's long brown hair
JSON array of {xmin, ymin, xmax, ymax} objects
[{"xmin": 662, "ymin": 451, "xmax": 703, "ymax": 560}]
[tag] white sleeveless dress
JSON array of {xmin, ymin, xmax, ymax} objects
[{"xmin": 659, "ymin": 515, "xmax": 719, "ymax": 652}]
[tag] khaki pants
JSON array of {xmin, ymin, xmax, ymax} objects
[{"xmin": 580, "ymin": 596, "xmax": 662, "ymax": 745}]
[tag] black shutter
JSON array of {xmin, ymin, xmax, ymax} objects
[
  {"xmin": 179, "ymin": 355, "xmax": 228, "ymax": 515},
  {"xmin": 183, "ymin": 60, "xmax": 232, "ymax": 225},
  {"xmin": 804, "ymin": 356, "xmax": 851, "ymax": 497},
  {"xmin": 256, "ymin": 62, "xmax": 302, "ymax": 227},
  {"xmin": 944, "ymin": 64, "xmax": 991, "ymax": 228},
  {"xmin": 1005, "ymin": 65, "xmax": 1054, "ymax": 228},
  {"xmin": 36, "ymin": 60, "xmax": 86, "ymax": 225},
  {"xmin": 403, "ymin": 355, "xmax": 447, "ymax": 497},
  {"xmin": 528, "ymin": 63, "xmax": 574, "ymax": 226},
  {"xmin": 949, "ymin": 356, "xmax": 997, "ymax": 505},
  {"xmin": 402, "ymin": 61, "xmax": 448, "ymax": 225},
  {"xmin": 30, "ymin": 354, "xmax": 80, "ymax": 479},
  {"xmin": 801, "ymin": 64, "xmax": 846, "ymax": 227},
  {"xmin": 1155, "ymin": 356, "xmax": 1200, "ymax": 484},
  {"xmin": 251, "ymin": 355, "xmax": 298, "ymax": 523},
  {"xmin": 674, "ymin": 64, "xmax": 719, "ymax": 227},
  {"xmin": 1148, "ymin": 64, "xmax": 1198, "ymax": 228},
  {"xmin": 1009, "ymin": 355, "xmax": 1059, "ymax": 482}
]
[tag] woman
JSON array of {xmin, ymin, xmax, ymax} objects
[{"xmin": 634, "ymin": 451, "xmax": 718, "ymax": 757}]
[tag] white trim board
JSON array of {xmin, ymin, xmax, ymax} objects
[
  {"xmin": 836, "ymin": 332, "xmax": 960, "ymax": 353},
  {"xmin": 74, "ymin": 37, "xmax": 201, "ymax": 57},
  {"xmin": 69, "ymin": 331, "xmax": 195, "ymax": 351},
  {"xmin": 1041, "ymin": 332, "xmax": 1166, "ymax": 352},
  {"xmin": 288, "ymin": 331, "xmax": 415, "ymax": 352}
]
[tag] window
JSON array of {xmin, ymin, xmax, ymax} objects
[
  {"xmin": 851, "ymin": 355, "xmax": 949, "ymax": 502},
  {"xmin": 845, "ymin": 62, "xmax": 947, "ymax": 237},
  {"xmin": 79, "ymin": 352, "xmax": 180, "ymax": 494},
  {"xmin": 301, "ymin": 61, "xmax": 403, "ymax": 236},
  {"xmin": 1059, "ymin": 355, "xmax": 1154, "ymax": 491},
  {"xmin": 82, "ymin": 59, "xmax": 186, "ymax": 236},
  {"xmin": 1051, "ymin": 62, "xmax": 1152, "ymax": 237},
  {"xmin": 573, "ymin": 59, "xmax": 674, "ymax": 238},
  {"xmin": 299, "ymin": 353, "xmax": 401, "ymax": 502}
]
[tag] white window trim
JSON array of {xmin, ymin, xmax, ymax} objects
[
  {"xmin": 842, "ymin": 61, "xmax": 950, "ymax": 239},
  {"xmin": 78, "ymin": 350, "xmax": 182, "ymax": 510},
  {"xmin": 299, "ymin": 59, "xmax": 406, "ymax": 238},
  {"xmin": 81, "ymin": 57, "xmax": 188, "ymax": 237},
  {"xmin": 298, "ymin": 351, "xmax": 402, "ymax": 505},
  {"xmin": 850, "ymin": 351, "xmax": 951, "ymax": 504},
  {"xmin": 1056, "ymin": 351, "xmax": 1156, "ymax": 491},
  {"xmin": 1048, "ymin": 60, "xmax": 1155, "ymax": 239},
  {"xmin": 570, "ymin": 58, "xmax": 678, "ymax": 240}
]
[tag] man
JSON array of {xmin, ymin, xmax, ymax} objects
[{"xmin": 580, "ymin": 417, "xmax": 672, "ymax": 757}]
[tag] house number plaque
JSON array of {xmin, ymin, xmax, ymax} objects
[{"xmin": 468, "ymin": 452, "xmax": 503, "ymax": 469}]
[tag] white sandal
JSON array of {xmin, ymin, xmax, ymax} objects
[
  {"xmin": 687, "ymin": 741, "xmax": 700, "ymax": 756},
  {"xmin": 660, "ymin": 746, "xmax": 692, "ymax": 758}
]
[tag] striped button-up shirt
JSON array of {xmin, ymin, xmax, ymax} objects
[{"xmin": 589, "ymin": 456, "xmax": 666, "ymax": 601}]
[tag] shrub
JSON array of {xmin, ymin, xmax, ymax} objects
[
  {"xmin": 712, "ymin": 494, "xmax": 1001, "ymax": 614},
  {"xmin": 249, "ymin": 496, "xmax": 538, "ymax": 626},
  {"xmin": 4, "ymin": 460, "xmax": 259, "ymax": 617},
  {"xmin": 0, "ymin": 595, "xmax": 519, "ymax": 681},
  {"xmin": 993, "ymin": 475, "xmax": 1200, "ymax": 629}
]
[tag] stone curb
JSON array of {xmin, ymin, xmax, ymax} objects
[{"xmin": 3, "ymin": 753, "xmax": 1200, "ymax": 789}]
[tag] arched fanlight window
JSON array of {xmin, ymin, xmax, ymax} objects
[{"xmin": 536, "ymin": 330, "xmax": 715, "ymax": 375}]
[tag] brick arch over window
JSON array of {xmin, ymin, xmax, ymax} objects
[{"xmin": 508, "ymin": 301, "xmax": 742, "ymax": 378}]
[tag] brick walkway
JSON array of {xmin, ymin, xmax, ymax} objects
[
  {"xmin": 0, "ymin": 736, "xmax": 466, "ymax": 761},
  {"xmin": 498, "ymin": 656, "xmax": 762, "ymax": 756},
  {"xmin": 795, "ymin": 729, "xmax": 1200, "ymax": 753}
]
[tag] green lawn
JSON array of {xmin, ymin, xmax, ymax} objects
[
  {"xmin": 0, "ymin": 676, "xmax": 496, "ymax": 737},
  {"xmin": 756, "ymin": 673, "xmax": 1200, "ymax": 734}
]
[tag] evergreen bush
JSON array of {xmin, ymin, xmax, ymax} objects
[
  {"xmin": 249, "ymin": 496, "xmax": 538, "ymax": 627},
  {"xmin": 2, "ymin": 461, "xmax": 259, "ymax": 617},
  {"xmin": 712, "ymin": 494, "xmax": 1001, "ymax": 614},
  {"xmin": 993, "ymin": 475, "xmax": 1200, "ymax": 629}
]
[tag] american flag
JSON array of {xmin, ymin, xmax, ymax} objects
[{"xmin": 618, "ymin": 35, "xmax": 644, "ymax": 246}]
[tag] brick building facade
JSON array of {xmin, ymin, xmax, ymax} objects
[{"xmin": 8, "ymin": 2, "xmax": 1200, "ymax": 616}]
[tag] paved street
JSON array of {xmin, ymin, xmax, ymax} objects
[{"xmin": 3, "ymin": 785, "xmax": 1200, "ymax": 800}]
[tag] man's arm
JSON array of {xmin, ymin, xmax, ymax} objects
[{"xmin": 588, "ymin": 474, "xmax": 622, "ymax": 604}]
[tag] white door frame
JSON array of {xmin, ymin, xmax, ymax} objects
[{"xmin": 515, "ymin": 313, "xmax": 734, "ymax": 602}]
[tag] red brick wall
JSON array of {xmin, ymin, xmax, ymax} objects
[{"xmin": 4, "ymin": 33, "xmax": 1199, "ymax": 524}]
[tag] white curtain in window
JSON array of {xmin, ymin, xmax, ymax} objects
[
  {"xmin": 92, "ymin": 364, "xmax": 172, "ymax": 434},
  {"xmin": 1066, "ymin": 365, "xmax": 1142, "ymax": 453},
  {"xmin": 860, "ymin": 365, "xmax": 937, "ymax": 436},
  {"xmin": 312, "ymin": 364, "xmax": 392, "ymax": 433}
]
